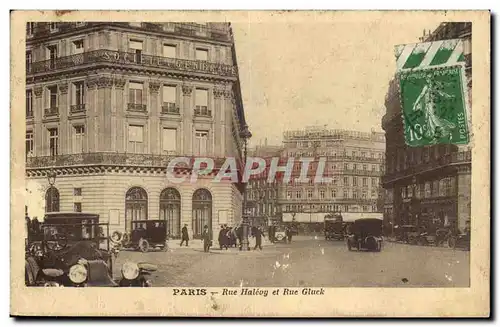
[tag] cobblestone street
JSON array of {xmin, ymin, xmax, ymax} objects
[{"xmin": 113, "ymin": 236, "xmax": 470, "ymax": 287}]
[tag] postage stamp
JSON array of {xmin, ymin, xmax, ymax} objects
[
  {"xmin": 399, "ymin": 65, "xmax": 470, "ymax": 146},
  {"xmin": 9, "ymin": 10, "xmax": 490, "ymax": 318}
]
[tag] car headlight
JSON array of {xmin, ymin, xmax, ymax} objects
[
  {"xmin": 68, "ymin": 264, "xmax": 87, "ymax": 284},
  {"xmin": 122, "ymin": 262, "xmax": 139, "ymax": 280}
]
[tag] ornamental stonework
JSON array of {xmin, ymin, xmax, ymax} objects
[
  {"xmin": 182, "ymin": 84, "xmax": 193, "ymax": 96},
  {"xmin": 213, "ymin": 86, "xmax": 225, "ymax": 99},
  {"xmin": 97, "ymin": 76, "xmax": 114, "ymax": 89},
  {"xmin": 34, "ymin": 86, "xmax": 43, "ymax": 97},
  {"xmin": 114, "ymin": 77, "xmax": 126, "ymax": 89},
  {"xmin": 149, "ymin": 81, "xmax": 161, "ymax": 93},
  {"xmin": 58, "ymin": 83, "xmax": 69, "ymax": 94}
]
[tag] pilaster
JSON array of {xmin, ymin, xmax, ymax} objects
[
  {"xmin": 33, "ymin": 86, "xmax": 44, "ymax": 155},
  {"xmin": 58, "ymin": 81, "xmax": 69, "ymax": 153},
  {"xmin": 149, "ymin": 81, "xmax": 161, "ymax": 154},
  {"xmin": 213, "ymin": 85, "xmax": 225, "ymax": 157},
  {"xmin": 182, "ymin": 83, "xmax": 193, "ymax": 155},
  {"xmin": 113, "ymin": 76, "xmax": 126, "ymax": 152}
]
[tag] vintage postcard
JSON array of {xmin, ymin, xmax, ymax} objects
[{"xmin": 11, "ymin": 10, "xmax": 490, "ymax": 317}]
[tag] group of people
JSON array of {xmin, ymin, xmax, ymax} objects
[{"xmin": 218, "ymin": 225, "xmax": 239, "ymax": 250}]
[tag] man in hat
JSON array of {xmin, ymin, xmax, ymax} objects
[
  {"xmin": 202, "ymin": 225, "xmax": 212, "ymax": 252},
  {"xmin": 180, "ymin": 224, "xmax": 189, "ymax": 247}
]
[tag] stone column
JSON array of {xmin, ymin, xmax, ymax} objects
[
  {"xmin": 149, "ymin": 81, "xmax": 161, "ymax": 154},
  {"xmin": 58, "ymin": 81, "xmax": 69, "ymax": 153},
  {"xmin": 113, "ymin": 76, "xmax": 126, "ymax": 153},
  {"xmin": 96, "ymin": 76, "xmax": 113, "ymax": 152},
  {"xmin": 182, "ymin": 84, "xmax": 193, "ymax": 156},
  {"xmin": 213, "ymin": 85, "xmax": 225, "ymax": 157},
  {"xmin": 86, "ymin": 76, "xmax": 99, "ymax": 153},
  {"xmin": 223, "ymin": 87, "xmax": 234, "ymax": 157},
  {"xmin": 33, "ymin": 86, "xmax": 44, "ymax": 155},
  {"xmin": 456, "ymin": 165, "xmax": 471, "ymax": 232}
]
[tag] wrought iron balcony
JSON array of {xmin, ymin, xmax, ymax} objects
[
  {"xmin": 44, "ymin": 107, "xmax": 58, "ymax": 117},
  {"xmin": 70, "ymin": 104, "xmax": 86, "ymax": 113},
  {"xmin": 28, "ymin": 49, "xmax": 237, "ymax": 78},
  {"xmin": 26, "ymin": 152, "xmax": 228, "ymax": 169},
  {"xmin": 381, "ymin": 150, "xmax": 471, "ymax": 184},
  {"xmin": 161, "ymin": 102, "xmax": 180, "ymax": 114},
  {"xmin": 127, "ymin": 103, "xmax": 147, "ymax": 112},
  {"xmin": 194, "ymin": 105, "xmax": 212, "ymax": 117}
]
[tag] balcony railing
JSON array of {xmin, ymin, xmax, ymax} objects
[
  {"xmin": 127, "ymin": 103, "xmax": 147, "ymax": 112},
  {"xmin": 26, "ymin": 153, "xmax": 228, "ymax": 169},
  {"xmin": 44, "ymin": 107, "xmax": 58, "ymax": 117},
  {"xmin": 161, "ymin": 102, "xmax": 180, "ymax": 114},
  {"xmin": 382, "ymin": 150, "xmax": 471, "ymax": 184},
  {"xmin": 194, "ymin": 105, "xmax": 212, "ymax": 117},
  {"xmin": 70, "ymin": 104, "xmax": 86, "ymax": 113},
  {"xmin": 28, "ymin": 49, "xmax": 237, "ymax": 78}
]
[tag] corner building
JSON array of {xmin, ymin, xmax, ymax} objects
[
  {"xmin": 381, "ymin": 23, "xmax": 472, "ymax": 234},
  {"xmin": 25, "ymin": 22, "xmax": 247, "ymax": 239}
]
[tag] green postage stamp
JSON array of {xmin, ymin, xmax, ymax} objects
[{"xmin": 395, "ymin": 39, "xmax": 470, "ymax": 146}]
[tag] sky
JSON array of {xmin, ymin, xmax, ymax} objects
[{"xmin": 232, "ymin": 20, "xmax": 438, "ymax": 146}]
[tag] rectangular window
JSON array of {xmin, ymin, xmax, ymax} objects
[
  {"xmin": 73, "ymin": 188, "xmax": 82, "ymax": 196},
  {"xmin": 343, "ymin": 189, "xmax": 349, "ymax": 199},
  {"xmin": 307, "ymin": 189, "xmax": 313, "ymax": 198},
  {"xmin": 371, "ymin": 178, "xmax": 377, "ymax": 186},
  {"xmin": 48, "ymin": 85, "xmax": 58, "ymax": 108},
  {"xmin": 47, "ymin": 45, "xmax": 57, "ymax": 69},
  {"xmin": 196, "ymin": 48, "xmax": 208, "ymax": 61},
  {"xmin": 363, "ymin": 164, "xmax": 367, "ymax": 171},
  {"xmin": 353, "ymin": 177, "xmax": 358, "ymax": 186},
  {"xmin": 26, "ymin": 22, "xmax": 34, "ymax": 36},
  {"xmin": 162, "ymin": 128, "xmax": 177, "ymax": 153},
  {"xmin": 129, "ymin": 82, "xmax": 143, "ymax": 105},
  {"xmin": 363, "ymin": 205, "xmax": 368, "ymax": 212},
  {"xmin": 372, "ymin": 164, "xmax": 376, "ymax": 171},
  {"xmin": 72, "ymin": 81, "xmax": 85, "ymax": 106},
  {"xmin": 48, "ymin": 128, "xmax": 58, "ymax": 157},
  {"xmin": 73, "ymin": 40, "xmax": 84, "ymax": 54},
  {"xmin": 296, "ymin": 190, "xmax": 302, "ymax": 199},
  {"xmin": 26, "ymin": 90, "xmax": 33, "ymax": 117},
  {"xmin": 26, "ymin": 51, "xmax": 32, "ymax": 72},
  {"xmin": 361, "ymin": 152, "xmax": 366, "ymax": 157},
  {"xmin": 73, "ymin": 125, "xmax": 85, "ymax": 153},
  {"xmin": 331, "ymin": 189, "xmax": 337, "ymax": 198},
  {"xmin": 344, "ymin": 163, "xmax": 349, "ymax": 170},
  {"xmin": 162, "ymin": 85, "xmax": 177, "ymax": 113},
  {"xmin": 74, "ymin": 202, "xmax": 82, "ymax": 213},
  {"xmin": 353, "ymin": 190, "xmax": 358, "ymax": 199},
  {"xmin": 353, "ymin": 163, "xmax": 357, "ymax": 170},
  {"xmin": 130, "ymin": 40, "xmax": 143, "ymax": 63},
  {"xmin": 128, "ymin": 125, "xmax": 144, "ymax": 153},
  {"xmin": 343, "ymin": 176, "xmax": 349, "ymax": 186},
  {"xmin": 362, "ymin": 190, "xmax": 367, "ymax": 199},
  {"xmin": 163, "ymin": 44, "xmax": 176, "ymax": 58},
  {"xmin": 194, "ymin": 130, "xmax": 208, "ymax": 156},
  {"xmin": 195, "ymin": 89, "xmax": 210, "ymax": 116},
  {"xmin": 287, "ymin": 191, "xmax": 292, "ymax": 199},
  {"xmin": 26, "ymin": 131, "xmax": 33, "ymax": 158},
  {"xmin": 320, "ymin": 190, "xmax": 325, "ymax": 199},
  {"xmin": 362, "ymin": 178, "xmax": 368, "ymax": 187}
]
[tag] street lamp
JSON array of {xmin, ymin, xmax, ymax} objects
[
  {"xmin": 47, "ymin": 168, "xmax": 57, "ymax": 187},
  {"xmin": 239, "ymin": 123, "xmax": 252, "ymax": 251}
]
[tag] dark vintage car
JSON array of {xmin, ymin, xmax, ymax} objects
[
  {"xmin": 324, "ymin": 213, "xmax": 344, "ymax": 241},
  {"xmin": 346, "ymin": 218, "xmax": 383, "ymax": 252},
  {"xmin": 118, "ymin": 220, "xmax": 168, "ymax": 252},
  {"xmin": 25, "ymin": 212, "xmax": 118, "ymax": 287},
  {"xmin": 25, "ymin": 212, "xmax": 157, "ymax": 287}
]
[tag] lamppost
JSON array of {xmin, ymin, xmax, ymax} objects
[
  {"xmin": 239, "ymin": 124, "xmax": 252, "ymax": 251},
  {"xmin": 47, "ymin": 167, "xmax": 57, "ymax": 187}
]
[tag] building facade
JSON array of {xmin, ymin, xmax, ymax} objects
[
  {"xmin": 25, "ymin": 22, "xmax": 247, "ymax": 239},
  {"xmin": 245, "ymin": 144, "xmax": 284, "ymax": 226},
  {"xmin": 278, "ymin": 126, "xmax": 386, "ymax": 222},
  {"xmin": 381, "ymin": 22, "xmax": 472, "ymax": 234}
]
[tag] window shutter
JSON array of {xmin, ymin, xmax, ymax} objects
[
  {"xmin": 71, "ymin": 83, "xmax": 76, "ymax": 105},
  {"xmin": 195, "ymin": 89, "xmax": 208, "ymax": 106}
]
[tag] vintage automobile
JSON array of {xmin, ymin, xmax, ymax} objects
[
  {"xmin": 324, "ymin": 213, "xmax": 344, "ymax": 241},
  {"xmin": 25, "ymin": 212, "xmax": 156, "ymax": 287},
  {"xmin": 25, "ymin": 212, "xmax": 118, "ymax": 287},
  {"xmin": 396, "ymin": 225, "xmax": 419, "ymax": 244},
  {"xmin": 415, "ymin": 228, "xmax": 451, "ymax": 246},
  {"xmin": 118, "ymin": 220, "xmax": 168, "ymax": 252},
  {"xmin": 346, "ymin": 218, "xmax": 383, "ymax": 252},
  {"xmin": 273, "ymin": 225, "xmax": 288, "ymax": 243}
]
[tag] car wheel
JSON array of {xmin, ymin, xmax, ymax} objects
[{"xmin": 139, "ymin": 239, "xmax": 149, "ymax": 253}]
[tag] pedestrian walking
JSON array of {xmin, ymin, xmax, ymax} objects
[
  {"xmin": 286, "ymin": 226, "xmax": 293, "ymax": 244},
  {"xmin": 180, "ymin": 224, "xmax": 189, "ymax": 247},
  {"xmin": 202, "ymin": 225, "xmax": 212, "ymax": 252},
  {"xmin": 253, "ymin": 226, "xmax": 265, "ymax": 250},
  {"xmin": 218, "ymin": 225, "xmax": 228, "ymax": 250}
]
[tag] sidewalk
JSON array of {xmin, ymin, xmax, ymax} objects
[{"xmin": 167, "ymin": 237, "xmax": 276, "ymax": 252}]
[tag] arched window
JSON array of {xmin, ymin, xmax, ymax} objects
[
  {"xmin": 45, "ymin": 187, "xmax": 59, "ymax": 212},
  {"xmin": 125, "ymin": 187, "xmax": 148, "ymax": 231},
  {"xmin": 160, "ymin": 188, "xmax": 181, "ymax": 238},
  {"xmin": 192, "ymin": 188, "xmax": 212, "ymax": 239}
]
